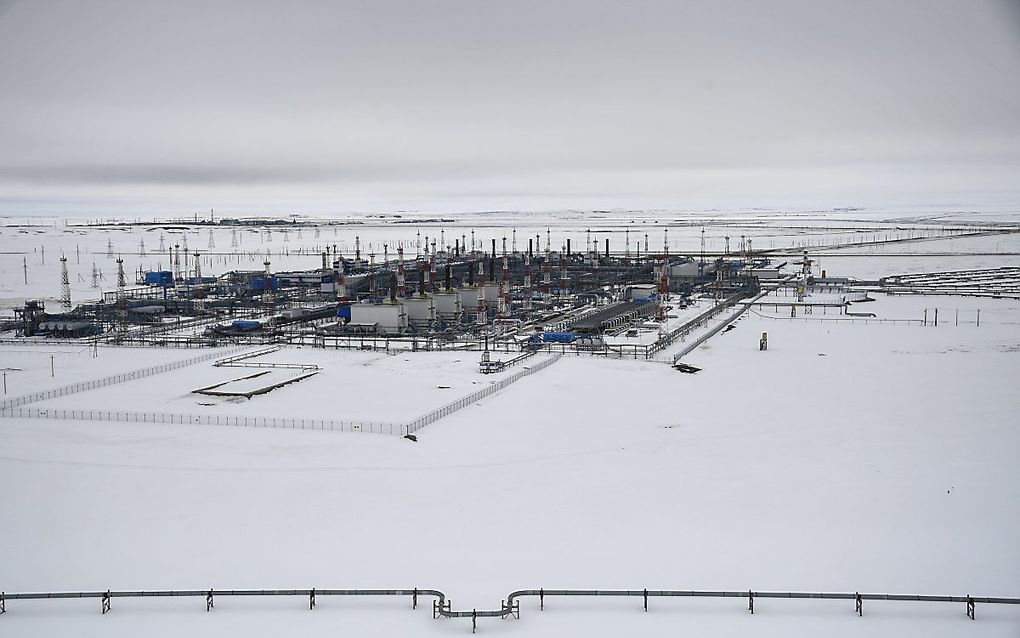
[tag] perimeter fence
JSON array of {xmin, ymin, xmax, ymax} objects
[
  {"xmin": 0, "ymin": 352, "xmax": 562, "ymax": 436},
  {"xmin": 0, "ymin": 347, "xmax": 243, "ymax": 411},
  {"xmin": 406, "ymin": 354, "xmax": 561, "ymax": 434},
  {"xmin": 0, "ymin": 406, "xmax": 400, "ymax": 434}
]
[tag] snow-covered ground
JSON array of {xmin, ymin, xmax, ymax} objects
[
  {"xmin": 0, "ymin": 344, "xmax": 212, "ymax": 397},
  {"xmin": 28, "ymin": 348, "xmax": 520, "ymax": 424},
  {"xmin": 1, "ymin": 211, "xmax": 1018, "ymax": 636},
  {"xmin": 2, "ymin": 294, "xmax": 1018, "ymax": 636}
]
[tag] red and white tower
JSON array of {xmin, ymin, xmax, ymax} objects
[
  {"xmin": 523, "ymin": 252, "xmax": 532, "ymax": 312},
  {"xmin": 542, "ymin": 244, "xmax": 552, "ymax": 306},
  {"xmin": 559, "ymin": 244, "xmax": 568, "ymax": 297},
  {"xmin": 335, "ymin": 256, "xmax": 347, "ymax": 301},
  {"xmin": 396, "ymin": 247, "xmax": 406, "ymax": 298},
  {"xmin": 497, "ymin": 254, "xmax": 509, "ymax": 318},
  {"xmin": 657, "ymin": 230, "xmax": 670, "ymax": 321},
  {"xmin": 263, "ymin": 259, "xmax": 276, "ymax": 335},
  {"xmin": 476, "ymin": 258, "xmax": 486, "ymax": 325},
  {"xmin": 429, "ymin": 249, "xmax": 437, "ymax": 294}
]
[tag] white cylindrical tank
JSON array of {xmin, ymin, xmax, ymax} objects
[
  {"xmin": 458, "ymin": 287, "xmax": 479, "ymax": 307},
  {"xmin": 403, "ymin": 297, "xmax": 434, "ymax": 325},
  {"xmin": 433, "ymin": 291, "xmax": 461, "ymax": 317},
  {"xmin": 482, "ymin": 282, "xmax": 500, "ymax": 304},
  {"xmin": 349, "ymin": 302, "xmax": 407, "ymax": 334}
]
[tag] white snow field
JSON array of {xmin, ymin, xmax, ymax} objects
[
  {"xmin": 1, "ymin": 291, "xmax": 1018, "ymax": 636},
  {"xmin": 28, "ymin": 348, "xmax": 525, "ymax": 425}
]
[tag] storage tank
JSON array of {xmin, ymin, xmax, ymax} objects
[
  {"xmin": 482, "ymin": 282, "xmax": 500, "ymax": 304},
  {"xmin": 349, "ymin": 302, "xmax": 407, "ymax": 334},
  {"xmin": 433, "ymin": 291, "xmax": 461, "ymax": 318},
  {"xmin": 458, "ymin": 286, "xmax": 480, "ymax": 308},
  {"xmin": 403, "ymin": 297, "xmax": 434, "ymax": 326}
]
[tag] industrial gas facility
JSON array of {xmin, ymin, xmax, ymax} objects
[{"xmin": 3, "ymin": 227, "xmax": 790, "ymax": 360}]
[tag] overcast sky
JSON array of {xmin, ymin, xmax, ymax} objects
[{"xmin": 0, "ymin": 0, "xmax": 1018, "ymax": 215}]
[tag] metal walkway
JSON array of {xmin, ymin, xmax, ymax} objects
[{"xmin": 2, "ymin": 586, "xmax": 1017, "ymax": 632}]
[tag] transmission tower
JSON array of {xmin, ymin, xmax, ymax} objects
[
  {"xmin": 699, "ymin": 227, "xmax": 706, "ymax": 275},
  {"xmin": 263, "ymin": 259, "xmax": 276, "ymax": 339},
  {"xmin": 116, "ymin": 257, "xmax": 127, "ymax": 332},
  {"xmin": 59, "ymin": 256, "xmax": 71, "ymax": 310}
]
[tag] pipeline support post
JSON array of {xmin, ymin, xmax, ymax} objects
[
  {"xmin": 855, "ymin": 592, "xmax": 862, "ymax": 616},
  {"xmin": 413, "ymin": 587, "xmax": 417, "ymax": 610},
  {"xmin": 310, "ymin": 588, "xmax": 316, "ymax": 610},
  {"xmin": 967, "ymin": 595, "xmax": 975, "ymax": 620},
  {"xmin": 433, "ymin": 598, "xmax": 451, "ymax": 619},
  {"xmin": 502, "ymin": 599, "xmax": 519, "ymax": 619},
  {"xmin": 101, "ymin": 590, "xmax": 111, "ymax": 615},
  {"xmin": 748, "ymin": 590, "xmax": 754, "ymax": 614},
  {"xmin": 206, "ymin": 589, "xmax": 214, "ymax": 612}
]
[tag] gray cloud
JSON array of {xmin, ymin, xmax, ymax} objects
[{"xmin": 0, "ymin": 0, "xmax": 1018, "ymax": 213}]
